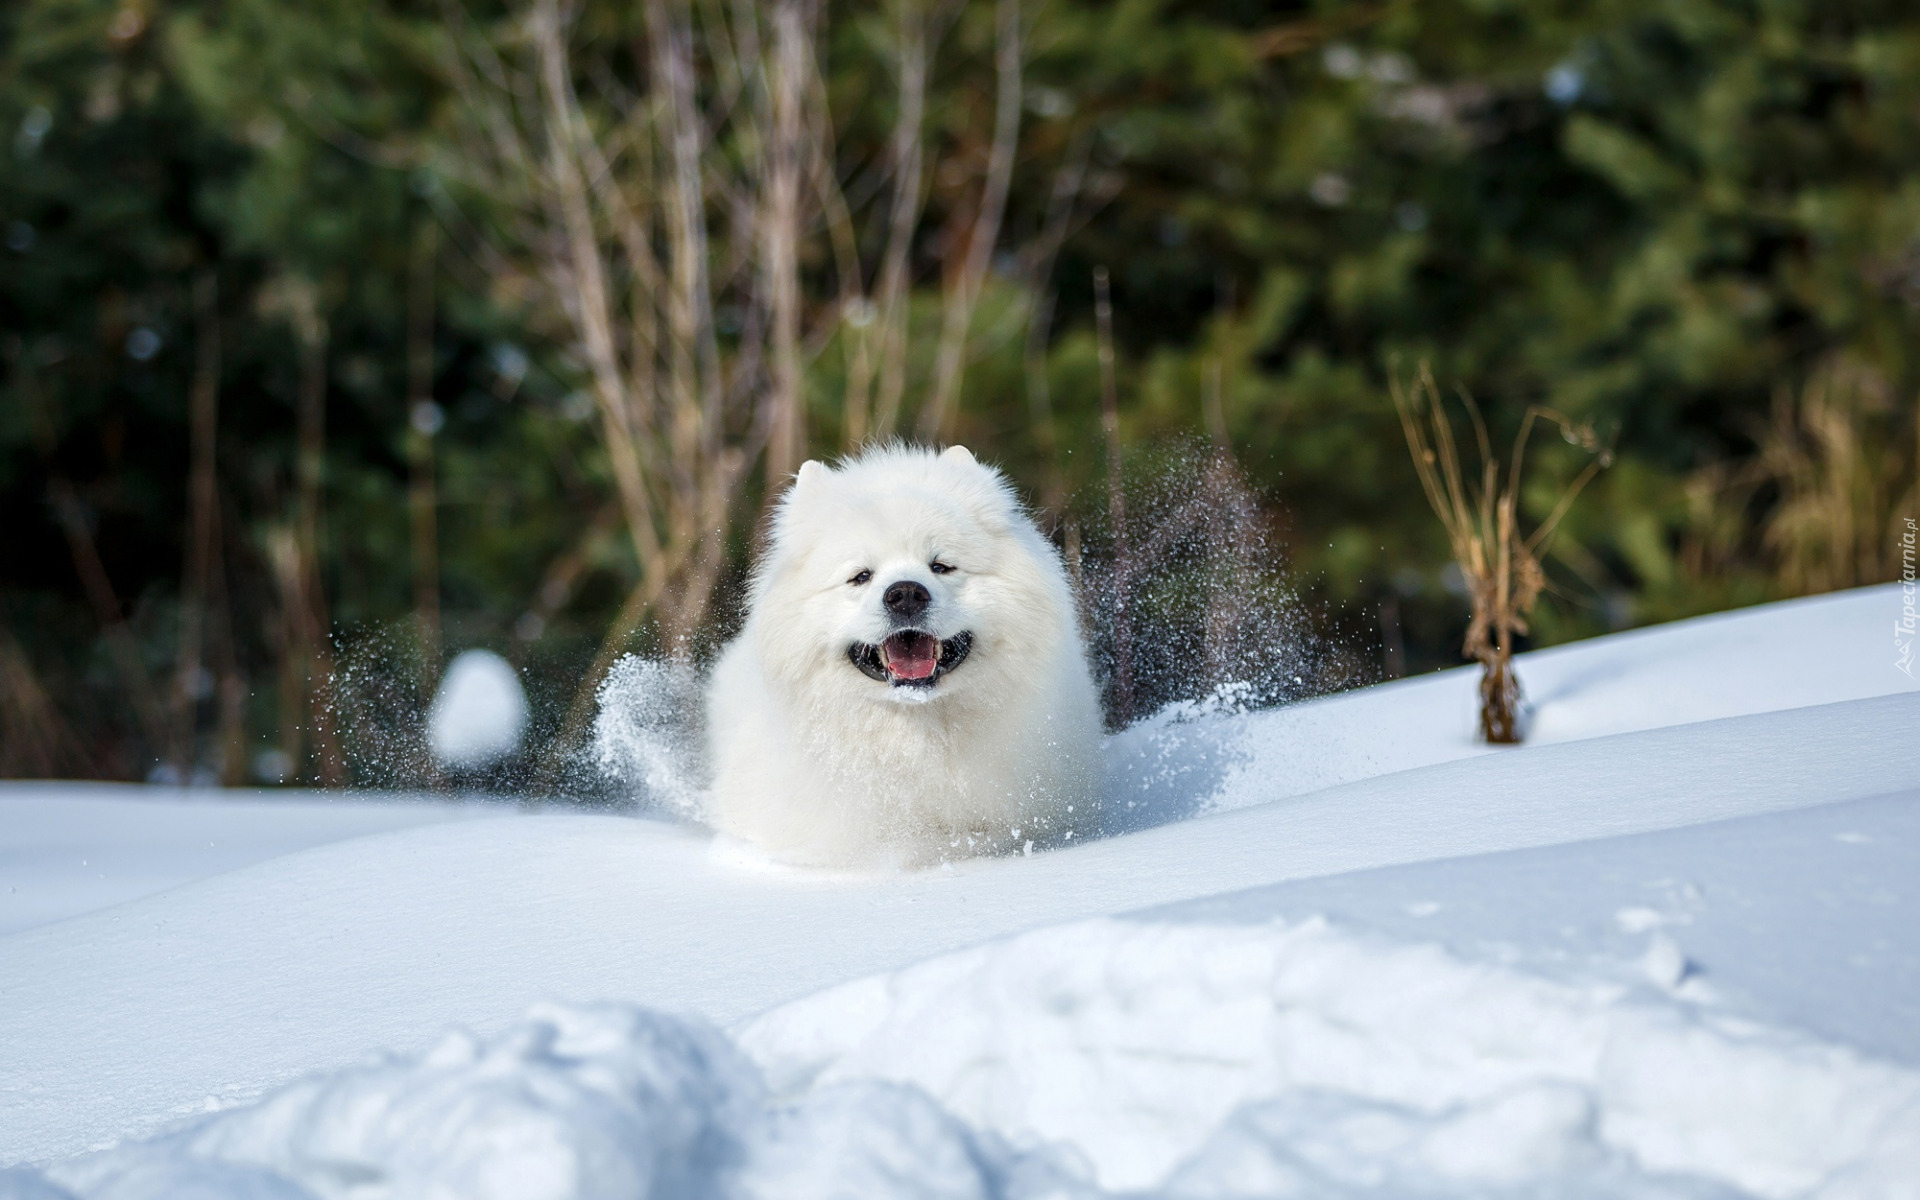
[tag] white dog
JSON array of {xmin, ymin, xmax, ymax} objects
[{"xmin": 704, "ymin": 444, "xmax": 1102, "ymax": 867}]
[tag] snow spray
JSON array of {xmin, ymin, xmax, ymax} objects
[
  {"xmin": 590, "ymin": 654, "xmax": 708, "ymax": 818},
  {"xmin": 1071, "ymin": 439, "xmax": 1352, "ymax": 731}
]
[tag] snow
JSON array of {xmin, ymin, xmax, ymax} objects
[
  {"xmin": 18, "ymin": 830, "xmax": 1920, "ymax": 1198},
  {"xmin": 1, "ymin": 583, "xmax": 1917, "ymax": 1197},
  {"xmin": 0, "ymin": 785, "xmax": 492, "ymax": 937},
  {"xmin": 591, "ymin": 655, "xmax": 705, "ymax": 818},
  {"xmin": 742, "ymin": 909, "xmax": 1920, "ymax": 1196},
  {"xmin": 28, "ymin": 1005, "xmax": 1083, "ymax": 1200},
  {"xmin": 1107, "ymin": 584, "xmax": 1916, "ymax": 814},
  {"xmin": 425, "ymin": 650, "xmax": 529, "ymax": 770},
  {"xmin": 1152, "ymin": 790, "xmax": 1920, "ymax": 1068}
]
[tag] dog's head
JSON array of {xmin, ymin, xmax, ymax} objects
[{"xmin": 749, "ymin": 444, "xmax": 1071, "ymax": 704}]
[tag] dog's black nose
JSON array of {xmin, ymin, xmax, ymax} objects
[{"xmin": 883, "ymin": 579, "xmax": 931, "ymax": 620}]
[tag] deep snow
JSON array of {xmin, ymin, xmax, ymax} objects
[
  {"xmin": 27, "ymin": 887, "xmax": 1920, "ymax": 1200},
  {"xmin": 1, "ymin": 584, "xmax": 1917, "ymax": 1197},
  {"xmin": 1104, "ymin": 583, "xmax": 1918, "ymax": 821},
  {"xmin": 0, "ymin": 786, "xmax": 490, "ymax": 937},
  {"xmin": 16, "ymin": 798, "xmax": 1920, "ymax": 1200}
]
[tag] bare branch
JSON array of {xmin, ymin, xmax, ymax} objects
[
  {"xmin": 760, "ymin": 0, "xmax": 810, "ymax": 485},
  {"xmin": 919, "ymin": 0, "xmax": 1022, "ymax": 441},
  {"xmin": 870, "ymin": 0, "xmax": 930, "ymax": 438}
]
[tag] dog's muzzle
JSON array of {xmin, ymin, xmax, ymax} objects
[{"xmin": 849, "ymin": 630, "xmax": 973, "ymax": 689}]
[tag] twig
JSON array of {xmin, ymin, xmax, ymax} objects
[
  {"xmin": 47, "ymin": 480, "xmax": 169, "ymax": 757},
  {"xmin": 1094, "ymin": 265, "xmax": 1132, "ymax": 724},
  {"xmin": 407, "ymin": 218, "xmax": 444, "ymax": 706},
  {"xmin": 170, "ymin": 270, "xmax": 222, "ymax": 777},
  {"xmin": 870, "ymin": 0, "xmax": 930, "ymax": 439},
  {"xmin": 760, "ymin": 0, "xmax": 810, "ymax": 484},
  {"xmin": 919, "ymin": 0, "xmax": 1022, "ymax": 441}
]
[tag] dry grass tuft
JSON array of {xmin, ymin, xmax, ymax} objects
[
  {"xmin": 1752, "ymin": 358, "xmax": 1918, "ymax": 595},
  {"xmin": 1678, "ymin": 358, "xmax": 1919, "ymax": 606},
  {"xmin": 1393, "ymin": 366, "xmax": 1609, "ymax": 743}
]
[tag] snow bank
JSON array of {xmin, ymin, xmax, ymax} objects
[
  {"xmin": 4, "ymin": 586, "xmax": 1916, "ymax": 1182},
  {"xmin": 741, "ymin": 916, "xmax": 1920, "ymax": 1197},
  {"xmin": 13, "ymin": 914, "xmax": 1917, "ymax": 1199},
  {"xmin": 21, "ymin": 1004, "xmax": 1079, "ymax": 1200},
  {"xmin": 1106, "ymin": 584, "xmax": 1919, "ymax": 817},
  {"xmin": 5, "ymin": 693, "xmax": 1917, "ymax": 1166},
  {"xmin": 0, "ymin": 785, "xmax": 491, "ymax": 937}
]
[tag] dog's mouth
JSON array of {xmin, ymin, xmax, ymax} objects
[{"xmin": 849, "ymin": 630, "xmax": 973, "ymax": 689}]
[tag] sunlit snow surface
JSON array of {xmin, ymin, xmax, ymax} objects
[
  {"xmin": 2, "ymin": 584, "xmax": 1918, "ymax": 1198},
  {"xmin": 0, "ymin": 788, "xmax": 492, "ymax": 939}
]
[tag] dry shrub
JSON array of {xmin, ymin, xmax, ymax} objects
[
  {"xmin": 1392, "ymin": 366, "xmax": 1608, "ymax": 743},
  {"xmin": 1751, "ymin": 359, "xmax": 1919, "ymax": 595},
  {"xmin": 0, "ymin": 623, "xmax": 79, "ymax": 778},
  {"xmin": 1679, "ymin": 358, "xmax": 1919, "ymax": 603}
]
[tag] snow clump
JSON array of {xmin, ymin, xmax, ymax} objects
[
  {"xmin": 425, "ymin": 650, "xmax": 529, "ymax": 770},
  {"xmin": 14, "ymin": 912, "xmax": 1920, "ymax": 1198}
]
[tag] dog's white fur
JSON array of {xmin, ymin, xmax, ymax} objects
[{"xmin": 704, "ymin": 444, "xmax": 1102, "ymax": 867}]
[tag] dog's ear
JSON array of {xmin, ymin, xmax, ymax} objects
[
  {"xmin": 793, "ymin": 460, "xmax": 828, "ymax": 493},
  {"xmin": 940, "ymin": 445, "xmax": 977, "ymax": 467}
]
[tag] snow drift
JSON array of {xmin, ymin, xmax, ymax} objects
[
  {"xmin": 743, "ymin": 915, "xmax": 1920, "ymax": 1198},
  {"xmin": 15, "ymin": 912, "xmax": 1919, "ymax": 1200},
  {"xmin": 3, "ymin": 584, "xmax": 1917, "ymax": 1197},
  {"xmin": 7, "ymin": 692, "xmax": 1915, "ymax": 1169}
]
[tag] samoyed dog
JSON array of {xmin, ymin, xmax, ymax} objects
[{"xmin": 705, "ymin": 444, "xmax": 1102, "ymax": 867}]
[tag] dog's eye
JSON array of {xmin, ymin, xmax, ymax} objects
[
  {"xmin": 929, "ymin": 560, "xmax": 954, "ymax": 575},
  {"xmin": 849, "ymin": 569, "xmax": 872, "ymax": 586}
]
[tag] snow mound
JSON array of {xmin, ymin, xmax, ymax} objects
[
  {"xmin": 426, "ymin": 650, "xmax": 529, "ymax": 770},
  {"xmin": 25, "ymin": 1004, "xmax": 1078, "ymax": 1200},
  {"xmin": 18, "ymin": 915, "xmax": 1917, "ymax": 1200},
  {"xmin": 0, "ymin": 786, "xmax": 486, "ymax": 938},
  {"xmin": 1104, "ymin": 584, "xmax": 1919, "ymax": 818},
  {"xmin": 741, "ymin": 916, "xmax": 1920, "ymax": 1198},
  {"xmin": 5, "ymin": 694, "xmax": 1916, "ymax": 1167}
]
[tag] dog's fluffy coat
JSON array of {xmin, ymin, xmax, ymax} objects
[{"xmin": 704, "ymin": 445, "xmax": 1101, "ymax": 867}]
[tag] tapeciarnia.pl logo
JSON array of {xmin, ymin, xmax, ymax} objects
[{"xmin": 1898, "ymin": 517, "xmax": 1916, "ymax": 678}]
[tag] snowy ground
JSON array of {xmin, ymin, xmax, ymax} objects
[
  {"xmin": 0, "ymin": 786, "xmax": 494, "ymax": 938},
  {"xmin": 1, "ymin": 584, "xmax": 1916, "ymax": 1198}
]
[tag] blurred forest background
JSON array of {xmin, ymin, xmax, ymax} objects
[{"xmin": 3, "ymin": 0, "xmax": 1917, "ymax": 787}]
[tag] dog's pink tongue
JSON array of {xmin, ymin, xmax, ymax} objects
[{"xmin": 884, "ymin": 632, "xmax": 939, "ymax": 680}]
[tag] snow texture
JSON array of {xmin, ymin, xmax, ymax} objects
[
  {"xmin": 19, "ymin": 1004, "xmax": 1097, "ymax": 1200},
  {"xmin": 0, "ymin": 785, "xmax": 488, "ymax": 937},
  {"xmin": 13, "ymin": 912, "xmax": 1919, "ymax": 1198},
  {"xmin": 8, "ymin": 692, "xmax": 1914, "ymax": 1169},
  {"xmin": 425, "ymin": 650, "xmax": 528, "ymax": 770},
  {"xmin": 1106, "ymin": 584, "xmax": 1918, "ymax": 820},
  {"xmin": 744, "ymin": 914, "xmax": 1920, "ymax": 1197},
  {"xmin": 590, "ymin": 655, "xmax": 706, "ymax": 818},
  {"xmin": 1, "ymin": 584, "xmax": 1917, "ymax": 1197}
]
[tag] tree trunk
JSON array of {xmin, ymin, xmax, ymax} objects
[
  {"xmin": 407, "ymin": 219, "xmax": 443, "ymax": 701},
  {"xmin": 171, "ymin": 270, "xmax": 221, "ymax": 779}
]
